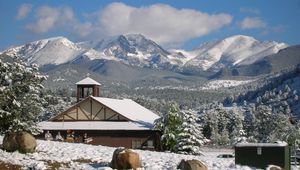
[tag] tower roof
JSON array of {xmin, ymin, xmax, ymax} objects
[{"xmin": 76, "ymin": 77, "xmax": 101, "ymax": 85}]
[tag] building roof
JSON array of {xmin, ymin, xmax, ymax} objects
[
  {"xmin": 235, "ymin": 142, "xmax": 288, "ymax": 147},
  {"xmin": 76, "ymin": 77, "xmax": 101, "ymax": 85},
  {"xmin": 91, "ymin": 96, "xmax": 160, "ymax": 125},
  {"xmin": 43, "ymin": 96, "xmax": 160, "ymax": 131},
  {"xmin": 38, "ymin": 121, "xmax": 154, "ymax": 130}
]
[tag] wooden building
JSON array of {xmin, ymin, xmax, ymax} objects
[
  {"xmin": 235, "ymin": 142, "xmax": 290, "ymax": 169},
  {"xmin": 38, "ymin": 77, "xmax": 161, "ymax": 150}
]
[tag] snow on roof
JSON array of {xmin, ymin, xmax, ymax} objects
[
  {"xmin": 76, "ymin": 77, "xmax": 101, "ymax": 85},
  {"xmin": 235, "ymin": 142, "xmax": 288, "ymax": 147},
  {"xmin": 92, "ymin": 96, "xmax": 160, "ymax": 125},
  {"xmin": 38, "ymin": 121, "xmax": 154, "ymax": 130}
]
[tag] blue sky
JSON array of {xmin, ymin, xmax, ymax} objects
[{"xmin": 0, "ymin": 0, "xmax": 299, "ymax": 50}]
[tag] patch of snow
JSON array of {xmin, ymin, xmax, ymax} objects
[
  {"xmin": 81, "ymin": 49, "xmax": 117, "ymax": 61},
  {"xmin": 200, "ymin": 80, "xmax": 254, "ymax": 90},
  {"xmin": 76, "ymin": 77, "xmax": 101, "ymax": 85},
  {"xmin": 236, "ymin": 142, "xmax": 288, "ymax": 147},
  {"xmin": 53, "ymin": 77, "xmax": 65, "ymax": 82}
]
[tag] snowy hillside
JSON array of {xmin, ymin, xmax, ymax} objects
[
  {"xmin": 182, "ymin": 35, "xmax": 287, "ymax": 71},
  {"xmin": 227, "ymin": 65, "xmax": 300, "ymax": 116},
  {"xmin": 1, "ymin": 35, "xmax": 287, "ymax": 72},
  {"xmin": 200, "ymin": 79, "xmax": 254, "ymax": 90},
  {"xmin": 0, "ymin": 136, "xmax": 252, "ymax": 170},
  {"xmin": 2, "ymin": 37, "xmax": 84, "ymax": 66}
]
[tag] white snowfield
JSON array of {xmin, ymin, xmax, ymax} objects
[
  {"xmin": 200, "ymin": 79, "xmax": 254, "ymax": 90},
  {"xmin": 0, "ymin": 136, "xmax": 253, "ymax": 170}
]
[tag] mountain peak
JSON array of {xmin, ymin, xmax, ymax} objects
[
  {"xmin": 124, "ymin": 33, "xmax": 146, "ymax": 40},
  {"xmin": 184, "ymin": 35, "xmax": 288, "ymax": 70},
  {"xmin": 1, "ymin": 34, "xmax": 288, "ymax": 73}
]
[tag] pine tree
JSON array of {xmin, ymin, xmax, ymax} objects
[
  {"xmin": 243, "ymin": 106, "xmax": 257, "ymax": 141},
  {"xmin": 154, "ymin": 103, "xmax": 182, "ymax": 151},
  {"xmin": 176, "ymin": 110, "xmax": 205, "ymax": 155},
  {"xmin": 0, "ymin": 59, "xmax": 46, "ymax": 135}
]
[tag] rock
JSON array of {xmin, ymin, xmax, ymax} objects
[
  {"xmin": 266, "ymin": 165, "xmax": 283, "ymax": 170},
  {"xmin": 15, "ymin": 132, "xmax": 37, "ymax": 153},
  {"xmin": 2, "ymin": 132, "xmax": 37, "ymax": 153},
  {"xmin": 2, "ymin": 132, "xmax": 18, "ymax": 152},
  {"xmin": 111, "ymin": 148, "xmax": 142, "ymax": 170},
  {"xmin": 177, "ymin": 159, "xmax": 208, "ymax": 170}
]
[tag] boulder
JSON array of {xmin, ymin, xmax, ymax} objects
[
  {"xmin": 111, "ymin": 148, "xmax": 141, "ymax": 170},
  {"xmin": 2, "ymin": 132, "xmax": 18, "ymax": 152},
  {"xmin": 177, "ymin": 159, "xmax": 208, "ymax": 170},
  {"xmin": 2, "ymin": 132, "xmax": 37, "ymax": 153},
  {"xmin": 266, "ymin": 165, "xmax": 283, "ymax": 170}
]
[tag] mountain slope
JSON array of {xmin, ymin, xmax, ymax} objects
[
  {"xmin": 212, "ymin": 45, "xmax": 300, "ymax": 77},
  {"xmin": 181, "ymin": 35, "xmax": 287, "ymax": 71},
  {"xmin": 2, "ymin": 37, "xmax": 84, "ymax": 66},
  {"xmin": 1, "ymin": 34, "xmax": 287, "ymax": 73},
  {"xmin": 226, "ymin": 65, "xmax": 300, "ymax": 117},
  {"xmin": 77, "ymin": 34, "xmax": 183, "ymax": 69}
]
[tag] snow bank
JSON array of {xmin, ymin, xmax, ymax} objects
[{"xmin": 0, "ymin": 136, "xmax": 253, "ymax": 170}]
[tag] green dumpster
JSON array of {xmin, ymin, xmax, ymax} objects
[{"xmin": 235, "ymin": 142, "xmax": 290, "ymax": 170}]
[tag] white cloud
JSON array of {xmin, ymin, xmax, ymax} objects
[
  {"xmin": 25, "ymin": 6, "xmax": 76, "ymax": 33},
  {"xmin": 239, "ymin": 17, "xmax": 266, "ymax": 29},
  {"xmin": 98, "ymin": 3, "xmax": 233, "ymax": 45},
  {"xmin": 16, "ymin": 3, "xmax": 32, "ymax": 20},
  {"xmin": 25, "ymin": 3, "xmax": 233, "ymax": 46}
]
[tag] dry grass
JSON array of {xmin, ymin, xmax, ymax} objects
[
  {"xmin": 43, "ymin": 159, "xmax": 110, "ymax": 170},
  {"xmin": 0, "ymin": 161, "xmax": 22, "ymax": 170},
  {"xmin": 43, "ymin": 160, "xmax": 71, "ymax": 170}
]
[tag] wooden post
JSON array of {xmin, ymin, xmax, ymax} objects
[{"xmin": 90, "ymin": 98, "xmax": 93, "ymax": 120}]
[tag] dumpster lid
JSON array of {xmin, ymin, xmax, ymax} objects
[{"xmin": 235, "ymin": 141, "xmax": 288, "ymax": 147}]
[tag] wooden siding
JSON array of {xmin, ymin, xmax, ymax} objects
[
  {"xmin": 52, "ymin": 97, "xmax": 130, "ymax": 121},
  {"xmin": 37, "ymin": 130, "xmax": 162, "ymax": 151}
]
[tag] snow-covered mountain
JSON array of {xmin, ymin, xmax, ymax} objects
[
  {"xmin": 1, "ymin": 34, "xmax": 288, "ymax": 73},
  {"xmin": 76, "ymin": 34, "xmax": 182, "ymax": 68},
  {"xmin": 2, "ymin": 37, "xmax": 84, "ymax": 66},
  {"xmin": 172, "ymin": 35, "xmax": 287, "ymax": 71}
]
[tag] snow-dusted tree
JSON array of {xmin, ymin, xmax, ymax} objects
[
  {"xmin": 154, "ymin": 103, "xmax": 182, "ymax": 151},
  {"xmin": 218, "ymin": 126, "xmax": 230, "ymax": 146},
  {"xmin": 243, "ymin": 106, "xmax": 257, "ymax": 142},
  {"xmin": 253, "ymin": 105, "xmax": 294, "ymax": 143},
  {"xmin": 228, "ymin": 110, "xmax": 246, "ymax": 144},
  {"xmin": 41, "ymin": 90, "xmax": 74, "ymax": 121},
  {"xmin": 0, "ymin": 59, "xmax": 46, "ymax": 135},
  {"xmin": 176, "ymin": 110, "xmax": 206, "ymax": 155},
  {"xmin": 253, "ymin": 105, "xmax": 275, "ymax": 142}
]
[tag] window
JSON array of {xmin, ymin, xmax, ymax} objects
[
  {"xmin": 132, "ymin": 140, "xmax": 142, "ymax": 149},
  {"xmin": 84, "ymin": 87, "xmax": 93, "ymax": 97},
  {"xmin": 147, "ymin": 140, "xmax": 154, "ymax": 148},
  {"xmin": 257, "ymin": 147, "xmax": 262, "ymax": 155}
]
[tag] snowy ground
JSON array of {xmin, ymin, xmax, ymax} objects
[
  {"xmin": 0, "ymin": 136, "xmax": 256, "ymax": 170},
  {"xmin": 1, "ymin": 137, "xmax": 298, "ymax": 170}
]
